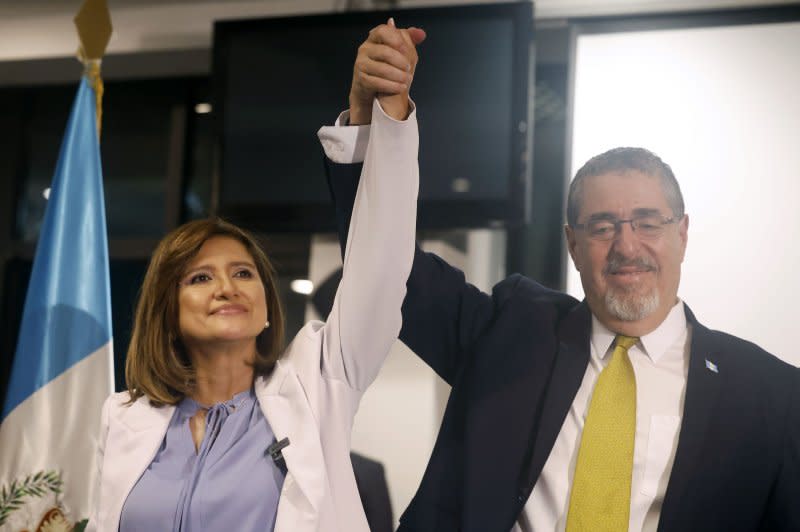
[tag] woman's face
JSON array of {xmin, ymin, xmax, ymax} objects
[{"xmin": 177, "ymin": 236, "xmax": 268, "ymax": 353}]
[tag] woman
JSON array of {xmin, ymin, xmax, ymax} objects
[{"xmin": 86, "ymin": 21, "xmax": 422, "ymax": 532}]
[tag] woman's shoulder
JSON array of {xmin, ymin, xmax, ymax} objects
[
  {"xmin": 102, "ymin": 390, "xmax": 149, "ymax": 417},
  {"xmin": 268, "ymin": 320, "xmax": 327, "ymax": 378},
  {"xmin": 282, "ymin": 320, "xmax": 326, "ymax": 355},
  {"xmin": 101, "ymin": 390, "xmax": 176, "ymax": 434}
]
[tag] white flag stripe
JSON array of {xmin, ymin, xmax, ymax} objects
[{"xmin": 0, "ymin": 340, "xmax": 112, "ymax": 529}]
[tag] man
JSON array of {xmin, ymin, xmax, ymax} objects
[{"xmin": 320, "ymin": 22, "xmax": 800, "ymax": 531}]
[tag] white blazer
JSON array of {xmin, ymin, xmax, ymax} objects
[{"xmin": 86, "ymin": 100, "xmax": 419, "ymax": 532}]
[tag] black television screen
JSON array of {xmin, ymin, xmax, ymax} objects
[{"xmin": 213, "ymin": 2, "xmax": 533, "ymax": 232}]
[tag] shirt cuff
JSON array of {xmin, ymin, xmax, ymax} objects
[{"xmin": 318, "ymin": 98, "xmax": 416, "ymax": 164}]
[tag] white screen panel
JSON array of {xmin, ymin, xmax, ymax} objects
[{"xmin": 568, "ymin": 21, "xmax": 800, "ymax": 365}]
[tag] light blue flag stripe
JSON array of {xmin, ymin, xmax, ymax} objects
[{"xmin": 2, "ymin": 77, "xmax": 112, "ymax": 420}]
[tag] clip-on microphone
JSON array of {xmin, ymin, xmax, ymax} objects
[{"xmin": 267, "ymin": 437, "xmax": 291, "ymax": 475}]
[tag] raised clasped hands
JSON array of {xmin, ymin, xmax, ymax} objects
[{"xmin": 349, "ymin": 18, "xmax": 426, "ymax": 124}]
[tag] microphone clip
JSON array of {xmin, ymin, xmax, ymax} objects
[{"xmin": 267, "ymin": 437, "xmax": 290, "ymax": 474}]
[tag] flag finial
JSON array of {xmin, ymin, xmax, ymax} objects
[
  {"xmin": 74, "ymin": 0, "xmax": 112, "ymax": 61},
  {"xmin": 74, "ymin": 0, "xmax": 112, "ymax": 138}
]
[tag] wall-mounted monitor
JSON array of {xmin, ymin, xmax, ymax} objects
[{"xmin": 212, "ymin": 2, "xmax": 533, "ymax": 232}]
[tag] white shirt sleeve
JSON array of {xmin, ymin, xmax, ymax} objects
[
  {"xmin": 316, "ymin": 98, "xmax": 419, "ymax": 391},
  {"xmin": 318, "ymin": 100, "xmax": 416, "ymax": 164}
]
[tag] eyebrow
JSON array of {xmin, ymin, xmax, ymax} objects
[
  {"xmin": 183, "ymin": 261, "xmax": 257, "ymax": 275},
  {"xmin": 584, "ymin": 207, "xmax": 664, "ymax": 222}
]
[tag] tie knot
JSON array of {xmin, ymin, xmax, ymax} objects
[{"xmin": 615, "ymin": 334, "xmax": 638, "ymax": 351}]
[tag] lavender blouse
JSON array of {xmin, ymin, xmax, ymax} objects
[{"xmin": 119, "ymin": 388, "xmax": 285, "ymax": 531}]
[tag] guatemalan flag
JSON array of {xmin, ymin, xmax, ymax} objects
[{"xmin": 0, "ymin": 76, "xmax": 113, "ymax": 531}]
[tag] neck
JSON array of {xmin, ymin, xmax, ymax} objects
[
  {"xmin": 602, "ymin": 313, "xmax": 665, "ymax": 337},
  {"xmin": 187, "ymin": 340, "xmax": 256, "ymax": 405}
]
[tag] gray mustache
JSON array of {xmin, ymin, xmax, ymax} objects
[{"xmin": 604, "ymin": 254, "xmax": 657, "ymax": 275}]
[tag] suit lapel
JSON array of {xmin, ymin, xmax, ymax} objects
[
  {"xmin": 256, "ymin": 360, "xmax": 326, "ymax": 532},
  {"xmin": 459, "ymin": 300, "xmax": 591, "ymax": 530},
  {"xmin": 658, "ymin": 306, "xmax": 723, "ymax": 531},
  {"xmin": 104, "ymin": 397, "xmax": 174, "ymax": 529},
  {"xmin": 524, "ymin": 302, "xmax": 592, "ymax": 495}
]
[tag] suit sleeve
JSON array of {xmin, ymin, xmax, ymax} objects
[
  {"xmin": 351, "ymin": 452, "xmax": 394, "ymax": 532},
  {"xmin": 761, "ymin": 367, "xmax": 800, "ymax": 530},
  {"xmin": 324, "ymin": 125, "xmax": 503, "ymax": 386},
  {"xmin": 316, "ymin": 99, "xmax": 418, "ymax": 391}
]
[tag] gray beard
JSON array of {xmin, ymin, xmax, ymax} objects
[{"xmin": 605, "ymin": 287, "xmax": 659, "ymax": 322}]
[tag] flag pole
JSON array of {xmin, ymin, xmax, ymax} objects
[{"xmin": 0, "ymin": 2, "xmax": 114, "ymax": 531}]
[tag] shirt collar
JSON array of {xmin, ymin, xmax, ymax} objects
[
  {"xmin": 177, "ymin": 387, "xmax": 256, "ymax": 416},
  {"xmin": 591, "ymin": 300, "xmax": 687, "ymax": 364}
]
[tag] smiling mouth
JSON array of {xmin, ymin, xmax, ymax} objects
[
  {"xmin": 605, "ymin": 269, "xmax": 655, "ymax": 289},
  {"xmin": 605, "ymin": 262, "xmax": 657, "ymax": 285},
  {"xmin": 609, "ymin": 268, "xmax": 653, "ymax": 276},
  {"xmin": 604, "ymin": 254, "xmax": 657, "ymax": 277},
  {"xmin": 211, "ymin": 305, "xmax": 248, "ymax": 315}
]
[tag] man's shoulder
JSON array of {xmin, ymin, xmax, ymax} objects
[
  {"xmin": 692, "ymin": 318, "xmax": 798, "ymax": 382},
  {"xmin": 492, "ymin": 273, "xmax": 581, "ymax": 314}
]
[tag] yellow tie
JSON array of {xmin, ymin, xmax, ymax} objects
[{"xmin": 566, "ymin": 334, "xmax": 638, "ymax": 532}]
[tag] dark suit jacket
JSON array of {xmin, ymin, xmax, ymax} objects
[
  {"xmin": 351, "ymin": 452, "xmax": 394, "ymax": 532},
  {"xmin": 326, "ymin": 159, "xmax": 800, "ymax": 532}
]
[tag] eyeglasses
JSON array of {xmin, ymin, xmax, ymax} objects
[{"xmin": 573, "ymin": 214, "xmax": 679, "ymax": 241}]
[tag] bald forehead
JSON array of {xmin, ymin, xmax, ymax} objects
[
  {"xmin": 569, "ymin": 168, "xmax": 683, "ymax": 225},
  {"xmin": 574, "ymin": 171, "xmax": 672, "ymax": 220}
]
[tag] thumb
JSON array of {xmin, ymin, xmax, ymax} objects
[{"xmin": 408, "ymin": 27, "xmax": 426, "ymax": 45}]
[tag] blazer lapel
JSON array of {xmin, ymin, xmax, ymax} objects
[
  {"xmin": 103, "ymin": 397, "xmax": 174, "ymax": 530},
  {"xmin": 256, "ymin": 360, "xmax": 326, "ymax": 532},
  {"xmin": 522, "ymin": 302, "xmax": 592, "ymax": 498},
  {"xmin": 658, "ymin": 306, "xmax": 723, "ymax": 531}
]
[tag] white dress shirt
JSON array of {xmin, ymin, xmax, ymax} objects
[{"xmin": 514, "ymin": 300, "xmax": 691, "ymax": 532}]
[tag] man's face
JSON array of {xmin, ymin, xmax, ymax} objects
[{"xmin": 565, "ymin": 171, "xmax": 689, "ymax": 336}]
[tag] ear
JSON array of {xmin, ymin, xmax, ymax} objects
[
  {"xmin": 565, "ymin": 224, "xmax": 580, "ymax": 270},
  {"xmin": 677, "ymin": 214, "xmax": 689, "ymax": 262}
]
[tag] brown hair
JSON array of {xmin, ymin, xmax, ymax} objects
[
  {"xmin": 125, "ymin": 218, "xmax": 285, "ymax": 406},
  {"xmin": 567, "ymin": 147, "xmax": 685, "ymax": 227}
]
